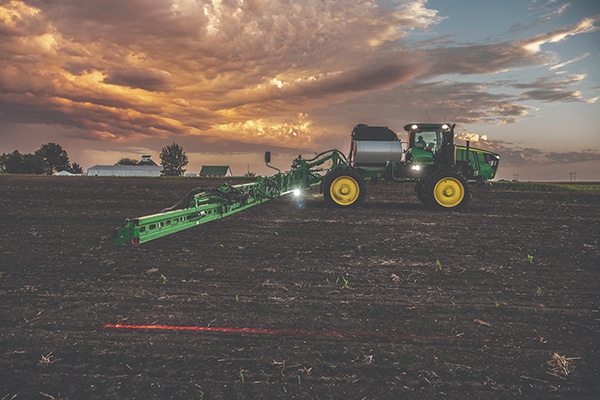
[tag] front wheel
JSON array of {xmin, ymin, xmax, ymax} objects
[
  {"xmin": 323, "ymin": 168, "xmax": 366, "ymax": 207},
  {"xmin": 425, "ymin": 170, "xmax": 470, "ymax": 210},
  {"xmin": 415, "ymin": 179, "xmax": 429, "ymax": 205}
]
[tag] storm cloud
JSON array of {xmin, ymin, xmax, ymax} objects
[{"xmin": 0, "ymin": 0, "xmax": 598, "ymax": 178}]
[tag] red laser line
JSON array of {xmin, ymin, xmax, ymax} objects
[{"xmin": 104, "ymin": 323, "xmax": 459, "ymax": 343}]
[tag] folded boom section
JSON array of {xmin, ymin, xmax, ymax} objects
[{"xmin": 113, "ymin": 150, "xmax": 346, "ymax": 245}]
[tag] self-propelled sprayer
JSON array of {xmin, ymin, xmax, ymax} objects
[{"xmin": 114, "ymin": 123, "xmax": 499, "ymax": 245}]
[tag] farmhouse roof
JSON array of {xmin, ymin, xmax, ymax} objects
[
  {"xmin": 139, "ymin": 155, "xmax": 158, "ymax": 166},
  {"xmin": 199, "ymin": 165, "xmax": 232, "ymax": 176},
  {"xmin": 87, "ymin": 164, "xmax": 163, "ymax": 177},
  {"xmin": 88, "ymin": 165, "xmax": 162, "ymax": 171}
]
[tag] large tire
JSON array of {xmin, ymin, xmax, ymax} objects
[
  {"xmin": 323, "ymin": 168, "xmax": 366, "ymax": 207},
  {"xmin": 415, "ymin": 179, "xmax": 429, "ymax": 206},
  {"xmin": 425, "ymin": 170, "xmax": 470, "ymax": 210}
]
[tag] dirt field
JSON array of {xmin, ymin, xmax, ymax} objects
[{"xmin": 1, "ymin": 175, "xmax": 599, "ymax": 399}]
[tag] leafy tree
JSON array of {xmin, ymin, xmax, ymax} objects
[
  {"xmin": 160, "ymin": 142, "xmax": 188, "ymax": 176},
  {"xmin": 21, "ymin": 153, "xmax": 47, "ymax": 174},
  {"xmin": 68, "ymin": 162, "xmax": 83, "ymax": 174},
  {"xmin": 35, "ymin": 143, "xmax": 69, "ymax": 174},
  {"xmin": 1, "ymin": 151, "xmax": 24, "ymax": 173},
  {"xmin": 116, "ymin": 158, "xmax": 140, "ymax": 165},
  {"xmin": 0, "ymin": 152, "xmax": 10, "ymax": 173},
  {"xmin": 0, "ymin": 150, "xmax": 46, "ymax": 174}
]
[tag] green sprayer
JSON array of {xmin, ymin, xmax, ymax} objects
[{"xmin": 114, "ymin": 123, "xmax": 499, "ymax": 245}]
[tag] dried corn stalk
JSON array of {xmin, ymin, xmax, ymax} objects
[{"xmin": 546, "ymin": 352, "xmax": 580, "ymax": 379}]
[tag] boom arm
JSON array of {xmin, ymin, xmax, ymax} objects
[{"xmin": 113, "ymin": 150, "xmax": 347, "ymax": 245}]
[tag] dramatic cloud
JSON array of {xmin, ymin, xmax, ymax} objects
[
  {"xmin": 515, "ymin": 74, "xmax": 597, "ymax": 103},
  {"xmin": 0, "ymin": 0, "xmax": 598, "ymax": 178},
  {"xmin": 103, "ymin": 68, "xmax": 175, "ymax": 92}
]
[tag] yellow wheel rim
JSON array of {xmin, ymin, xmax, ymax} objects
[
  {"xmin": 433, "ymin": 177, "xmax": 465, "ymax": 208},
  {"xmin": 330, "ymin": 176, "xmax": 360, "ymax": 206}
]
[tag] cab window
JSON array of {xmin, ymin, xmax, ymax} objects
[{"xmin": 414, "ymin": 131, "xmax": 440, "ymax": 153}]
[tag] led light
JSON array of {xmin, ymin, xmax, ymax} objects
[
  {"xmin": 411, "ymin": 165, "xmax": 421, "ymax": 171},
  {"xmin": 411, "ymin": 124, "xmax": 418, "ymax": 130},
  {"xmin": 293, "ymin": 189, "xmax": 301, "ymax": 196},
  {"xmin": 442, "ymin": 124, "xmax": 449, "ymax": 130}
]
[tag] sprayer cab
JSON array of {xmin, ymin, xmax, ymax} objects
[{"xmin": 404, "ymin": 123, "xmax": 456, "ymax": 167}]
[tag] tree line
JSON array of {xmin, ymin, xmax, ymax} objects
[
  {"xmin": 0, "ymin": 142, "xmax": 189, "ymax": 176},
  {"xmin": 0, "ymin": 143, "xmax": 82, "ymax": 175}
]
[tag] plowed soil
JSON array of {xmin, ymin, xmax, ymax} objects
[{"xmin": 1, "ymin": 175, "xmax": 599, "ymax": 399}]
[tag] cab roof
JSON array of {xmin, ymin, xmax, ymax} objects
[{"xmin": 403, "ymin": 123, "xmax": 452, "ymax": 131}]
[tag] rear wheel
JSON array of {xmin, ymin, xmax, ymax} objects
[
  {"xmin": 425, "ymin": 170, "xmax": 470, "ymax": 210},
  {"xmin": 323, "ymin": 168, "xmax": 366, "ymax": 207}
]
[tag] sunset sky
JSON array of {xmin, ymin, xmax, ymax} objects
[{"xmin": 1, "ymin": 0, "xmax": 599, "ymax": 181}]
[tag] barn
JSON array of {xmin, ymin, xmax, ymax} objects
[
  {"xmin": 199, "ymin": 165, "xmax": 233, "ymax": 177},
  {"xmin": 87, "ymin": 165, "xmax": 162, "ymax": 177}
]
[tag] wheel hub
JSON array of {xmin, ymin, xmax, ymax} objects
[
  {"xmin": 433, "ymin": 178, "xmax": 464, "ymax": 207},
  {"xmin": 442, "ymin": 186, "xmax": 455, "ymax": 197},
  {"xmin": 331, "ymin": 177, "xmax": 360, "ymax": 205}
]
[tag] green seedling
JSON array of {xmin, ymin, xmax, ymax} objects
[
  {"xmin": 341, "ymin": 276, "xmax": 349, "ymax": 289},
  {"xmin": 297, "ymin": 375, "xmax": 301, "ymax": 385},
  {"xmin": 536, "ymin": 286, "xmax": 544, "ymax": 296},
  {"xmin": 160, "ymin": 273, "xmax": 167, "ymax": 284},
  {"xmin": 235, "ymin": 294, "xmax": 239, "ymax": 302},
  {"xmin": 527, "ymin": 254, "xmax": 534, "ymax": 264},
  {"xmin": 239, "ymin": 371, "xmax": 245, "ymax": 383},
  {"xmin": 436, "ymin": 259, "xmax": 442, "ymax": 271}
]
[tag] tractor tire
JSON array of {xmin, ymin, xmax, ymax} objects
[
  {"xmin": 414, "ymin": 179, "xmax": 429, "ymax": 206},
  {"xmin": 323, "ymin": 168, "xmax": 366, "ymax": 208},
  {"xmin": 425, "ymin": 170, "xmax": 470, "ymax": 210}
]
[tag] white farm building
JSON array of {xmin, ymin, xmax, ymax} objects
[{"xmin": 87, "ymin": 165, "xmax": 162, "ymax": 177}]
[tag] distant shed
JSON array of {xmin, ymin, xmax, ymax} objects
[
  {"xmin": 55, "ymin": 170, "xmax": 79, "ymax": 176},
  {"xmin": 87, "ymin": 165, "xmax": 162, "ymax": 177},
  {"xmin": 199, "ymin": 165, "xmax": 232, "ymax": 177}
]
